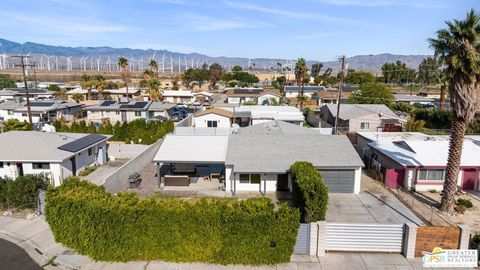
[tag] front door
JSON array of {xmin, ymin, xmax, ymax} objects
[
  {"xmin": 70, "ymin": 157, "xmax": 77, "ymax": 176},
  {"xmin": 16, "ymin": 163, "xmax": 24, "ymax": 177},
  {"xmin": 277, "ymin": 174, "xmax": 289, "ymax": 191},
  {"xmin": 386, "ymin": 168, "xmax": 405, "ymax": 189},
  {"xmin": 462, "ymin": 169, "xmax": 477, "ymax": 190},
  {"xmin": 121, "ymin": 111, "xmax": 127, "ymax": 122}
]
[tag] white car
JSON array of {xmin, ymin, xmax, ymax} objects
[{"xmin": 192, "ymin": 100, "xmax": 201, "ymax": 106}]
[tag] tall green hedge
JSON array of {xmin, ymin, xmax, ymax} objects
[
  {"xmin": 0, "ymin": 174, "xmax": 49, "ymax": 209},
  {"xmin": 290, "ymin": 161, "xmax": 329, "ymax": 222},
  {"xmin": 46, "ymin": 179, "xmax": 299, "ymax": 265}
]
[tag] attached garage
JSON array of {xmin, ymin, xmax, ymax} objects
[{"xmin": 320, "ymin": 169, "xmax": 356, "ymax": 193}]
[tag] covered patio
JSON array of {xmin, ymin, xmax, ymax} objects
[{"xmin": 152, "ymin": 135, "xmax": 228, "ymax": 192}]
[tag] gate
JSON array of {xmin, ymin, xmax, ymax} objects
[
  {"xmin": 37, "ymin": 189, "xmax": 47, "ymax": 215},
  {"xmin": 293, "ymin": 223, "xmax": 310, "ymax": 254},
  {"xmin": 325, "ymin": 223, "xmax": 404, "ymax": 252}
]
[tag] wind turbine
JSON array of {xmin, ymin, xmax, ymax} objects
[{"xmin": 162, "ymin": 52, "xmax": 165, "ymax": 73}]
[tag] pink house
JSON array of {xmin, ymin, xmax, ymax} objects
[{"xmin": 366, "ymin": 139, "xmax": 480, "ymax": 192}]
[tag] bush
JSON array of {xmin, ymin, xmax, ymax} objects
[
  {"xmin": 470, "ymin": 233, "xmax": 480, "ymax": 249},
  {"xmin": 290, "ymin": 161, "xmax": 329, "ymax": 222},
  {"xmin": 46, "ymin": 178, "xmax": 300, "ymax": 264},
  {"xmin": 457, "ymin": 198, "xmax": 473, "ymax": 208},
  {"xmin": 78, "ymin": 166, "xmax": 98, "ymax": 177},
  {"xmin": 0, "ymin": 174, "xmax": 49, "ymax": 209}
]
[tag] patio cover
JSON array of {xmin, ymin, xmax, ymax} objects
[{"xmin": 153, "ymin": 135, "xmax": 228, "ymax": 164}]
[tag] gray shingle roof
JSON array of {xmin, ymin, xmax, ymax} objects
[
  {"xmin": 0, "ymin": 131, "xmax": 107, "ymax": 162},
  {"xmin": 323, "ymin": 104, "xmax": 399, "ymax": 120},
  {"xmin": 225, "ymin": 134, "xmax": 364, "ymax": 173}
]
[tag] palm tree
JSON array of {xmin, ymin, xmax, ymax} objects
[
  {"xmin": 118, "ymin": 57, "xmax": 129, "ymax": 96},
  {"xmin": 146, "ymin": 78, "xmax": 163, "ymax": 101},
  {"xmin": 72, "ymin": 93, "xmax": 84, "ymax": 103},
  {"xmin": 94, "ymin": 75, "xmax": 106, "ymax": 100},
  {"xmin": 149, "ymin": 59, "xmax": 158, "ymax": 76},
  {"xmin": 80, "ymin": 74, "xmax": 93, "ymax": 100},
  {"xmin": 428, "ymin": 9, "xmax": 480, "ymax": 212},
  {"xmin": 294, "ymin": 58, "xmax": 309, "ymax": 110}
]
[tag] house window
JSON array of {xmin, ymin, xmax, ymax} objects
[
  {"xmin": 207, "ymin": 120, "xmax": 218, "ymax": 128},
  {"xmin": 360, "ymin": 122, "xmax": 370, "ymax": 129},
  {"xmin": 239, "ymin": 174, "xmax": 250, "ymax": 183},
  {"xmin": 0, "ymin": 162, "xmax": 3, "ymax": 168},
  {"xmin": 88, "ymin": 147, "xmax": 93, "ymax": 156},
  {"xmin": 33, "ymin": 163, "xmax": 50, "ymax": 170},
  {"xmin": 418, "ymin": 169, "xmax": 445, "ymax": 181},
  {"xmin": 135, "ymin": 111, "xmax": 142, "ymax": 117},
  {"xmin": 116, "ymin": 110, "xmax": 120, "ymax": 115},
  {"xmin": 7, "ymin": 110, "xmax": 13, "ymax": 115},
  {"xmin": 239, "ymin": 174, "xmax": 261, "ymax": 184}
]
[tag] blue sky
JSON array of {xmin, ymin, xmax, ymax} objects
[{"xmin": 0, "ymin": 0, "xmax": 478, "ymax": 61}]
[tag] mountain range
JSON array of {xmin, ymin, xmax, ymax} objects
[{"xmin": 0, "ymin": 38, "xmax": 429, "ymax": 72}]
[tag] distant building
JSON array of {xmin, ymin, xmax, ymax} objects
[
  {"xmin": 0, "ymin": 88, "xmax": 55, "ymax": 101},
  {"xmin": 162, "ymin": 90, "xmax": 212, "ymax": 104},
  {"xmin": 283, "ymin": 85, "xmax": 325, "ymax": 98},
  {"xmin": 66, "ymin": 87, "xmax": 141, "ymax": 101},
  {"xmin": 317, "ymin": 104, "xmax": 406, "ymax": 132},
  {"xmin": 193, "ymin": 108, "xmax": 233, "ymax": 128},
  {"xmin": 225, "ymin": 88, "xmax": 281, "ymax": 105},
  {"xmin": 217, "ymin": 105, "xmax": 305, "ymax": 126},
  {"xmin": 85, "ymin": 100, "xmax": 176, "ymax": 123},
  {"xmin": 312, "ymin": 91, "xmax": 351, "ymax": 106},
  {"xmin": 0, "ymin": 100, "xmax": 82, "ymax": 123}
]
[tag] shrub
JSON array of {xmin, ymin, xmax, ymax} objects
[
  {"xmin": 46, "ymin": 178, "xmax": 300, "ymax": 264},
  {"xmin": 457, "ymin": 198, "xmax": 473, "ymax": 208},
  {"xmin": 0, "ymin": 174, "xmax": 49, "ymax": 209},
  {"xmin": 290, "ymin": 161, "xmax": 329, "ymax": 222},
  {"xmin": 470, "ymin": 233, "xmax": 480, "ymax": 249},
  {"xmin": 78, "ymin": 166, "xmax": 98, "ymax": 177}
]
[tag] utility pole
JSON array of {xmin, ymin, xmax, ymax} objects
[
  {"xmin": 334, "ymin": 55, "xmax": 346, "ymax": 135},
  {"xmin": 12, "ymin": 55, "xmax": 33, "ymax": 124}
]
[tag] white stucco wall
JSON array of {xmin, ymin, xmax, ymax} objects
[
  {"xmin": 87, "ymin": 110, "xmax": 146, "ymax": 123},
  {"xmin": 194, "ymin": 114, "xmax": 231, "ymax": 128}
]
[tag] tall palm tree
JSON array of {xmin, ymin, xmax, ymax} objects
[
  {"xmin": 146, "ymin": 78, "xmax": 163, "ymax": 101},
  {"xmin": 428, "ymin": 9, "xmax": 480, "ymax": 212},
  {"xmin": 94, "ymin": 75, "xmax": 106, "ymax": 100},
  {"xmin": 149, "ymin": 59, "xmax": 158, "ymax": 76},
  {"xmin": 118, "ymin": 57, "xmax": 129, "ymax": 97},
  {"xmin": 80, "ymin": 74, "xmax": 92, "ymax": 100},
  {"xmin": 294, "ymin": 58, "xmax": 309, "ymax": 110}
]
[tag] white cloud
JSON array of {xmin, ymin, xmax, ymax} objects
[
  {"xmin": 222, "ymin": 0, "xmax": 367, "ymax": 25},
  {"xmin": 183, "ymin": 14, "xmax": 272, "ymax": 32},
  {"xmin": 318, "ymin": 0, "xmax": 449, "ymax": 8}
]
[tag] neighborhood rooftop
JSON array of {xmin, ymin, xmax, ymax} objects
[
  {"xmin": 0, "ymin": 131, "xmax": 108, "ymax": 162},
  {"xmin": 237, "ymin": 120, "xmax": 323, "ymax": 135},
  {"xmin": 226, "ymin": 134, "xmax": 364, "ymax": 173},
  {"xmin": 323, "ymin": 104, "xmax": 401, "ymax": 120}
]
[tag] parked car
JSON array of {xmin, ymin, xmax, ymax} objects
[
  {"xmin": 177, "ymin": 103, "xmax": 188, "ymax": 109},
  {"xmin": 203, "ymin": 100, "xmax": 210, "ymax": 106},
  {"xmin": 192, "ymin": 100, "xmax": 201, "ymax": 106},
  {"xmin": 173, "ymin": 107, "xmax": 188, "ymax": 118},
  {"xmin": 171, "ymin": 112, "xmax": 184, "ymax": 122}
]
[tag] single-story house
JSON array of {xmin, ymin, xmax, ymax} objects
[
  {"xmin": 312, "ymin": 91, "xmax": 351, "ymax": 106},
  {"xmin": 219, "ymin": 105, "xmax": 305, "ymax": 126},
  {"xmin": 367, "ymin": 139, "xmax": 480, "ymax": 192},
  {"xmin": 394, "ymin": 94, "xmax": 436, "ymax": 106},
  {"xmin": 147, "ymin": 102, "xmax": 178, "ymax": 120},
  {"xmin": 0, "ymin": 100, "xmax": 83, "ymax": 123},
  {"xmin": 153, "ymin": 133, "xmax": 364, "ymax": 195},
  {"xmin": 317, "ymin": 104, "xmax": 406, "ymax": 132},
  {"xmin": 162, "ymin": 90, "xmax": 195, "ymax": 104},
  {"xmin": 226, "ymin": 88, "xmax": 281, "ymax": 105},
  {"xmin": 85, "ymin": 100, "xmax": 151, "ymax": 123},
  {"xmin": 0, "ymin": 131, "xmax": 108, "ymax": 186},
  {"xmin": 0, "ymin": 88, "xmax": 55, "ymax": 101},
  {"xmin": 237, "ymin": 120, "xmax": 327, "ymax": 135},
  {"xmin": 193, "ymin": 108, "xmax": 233, "ymax": 128},
  {"xmin": 66, "ymin": 87, "xmax": 141, "ymax": 101},
  {"xmin": 284, "ymin": 85, "xmax": 325, "ymax": 98}
]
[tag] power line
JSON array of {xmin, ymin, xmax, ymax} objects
[
  {"xmin": 334, "ymin": 55, "xmax": 346, "ymax": 135},
  {"xmin": 11, "ymin": 55, "xmax": 34, "ymax": 124}
]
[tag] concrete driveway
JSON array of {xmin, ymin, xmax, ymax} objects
[{"xmin": 327, "ymin": 174, "xmax": 424, "ymax": 225}]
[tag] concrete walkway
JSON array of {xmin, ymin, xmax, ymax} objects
[{"xmin": 0, "ymin": 216, "xmax": 463, "ymax": 270}]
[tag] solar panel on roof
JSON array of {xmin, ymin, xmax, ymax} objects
[
  {"xmin": 29, "ymin": 102, "xmax": 55, "ymax": 107},
  {"xmin": 119, "ymin": 102, "xmax": 148, "ymax": 109},
  {"xmin": 100, "ymin": 101, "xmax": 116, "ymax": 106},
  {"xmin": 58, "ymin": 134, "xmax": 106, "ymax": 153},
  {"xmin": 233, "ymin": 89, "xmax": 262, "ymax": 94}
]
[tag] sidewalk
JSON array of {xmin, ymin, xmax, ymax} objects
[{"xmin": 0, "ymin": 216, "xmax": 461, "ymax": 270}]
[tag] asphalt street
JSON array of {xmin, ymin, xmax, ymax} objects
[{"xmin": 0, "ymin": 238, "xmax": 43, "ymax": 270}]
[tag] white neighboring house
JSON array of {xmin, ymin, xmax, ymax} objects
[
  {"xmin": 193, "ymin": 108, "xmax": 233, "ymax": 128},
  {"xmin": 225, "ymin": 88, "xmax": 282, "ymax": 105},
  {"xmin": 284, "ymin": 86, "xmax": 325, "ymax": 98},
  {"xmin": 0, "ymin": 88, "xmax": 55, "ymax": 101},
  {"xmin": 220, "ymin": 105, "xmax": 305, "ymax": 126},
  {"xmin": 163, "ymin": 90, "xmax": 196, "ymax": 104},
  {"xmin": 0, "ymin": 131, "xmax": 108, "ymax": 186},
  {"xmin": 0, "ymin": 100, "xmax": 83, "ymax": 123}
]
